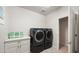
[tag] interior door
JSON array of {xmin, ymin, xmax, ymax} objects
[{"xmin": 75, "ymin": 13, "xmax": 79, "ymax": 52}]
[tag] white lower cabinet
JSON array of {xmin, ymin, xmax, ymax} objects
[
  {"xmin": 5, "ymin": 42, "xmax": 18, "ymax": 53},
  {"xmin": 20, "ymin": 40, "xmax": 30, "ymax": 53},
  {"xmin": 4, "ymin": 39, "xmax": 30, "ymax": 53}
]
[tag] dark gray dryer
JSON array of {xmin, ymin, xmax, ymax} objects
[
  {"xmin": 30, "ymin": 28, "xmax": 45, "ymax": 53},
  {"xmin": 44, "ymin": 28, "xmax": 53, "ymax": 49}
]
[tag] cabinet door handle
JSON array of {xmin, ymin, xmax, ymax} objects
[
  {"xmin": 20, "ymin": 45, "xmax": 21, "ymax": 48},
  {"xmin": 17, "ymin": 45, "xmax": 19, "ymax": 48},
  {"xmin": 17, "ymin": 45, "xmax": 21, "ymax": 48}
]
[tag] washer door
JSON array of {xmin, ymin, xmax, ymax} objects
[
  {"xmin": 46, "ymin": 30, "xmax": 52, "ymax": 40},
  {"xmin": 35, "ymin": 30, "xmax": 44, "ymax": 42}
]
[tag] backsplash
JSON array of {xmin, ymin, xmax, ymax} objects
[{"xmin": 8, "ymin": 32, "xmax": 24, "ymax": 39}]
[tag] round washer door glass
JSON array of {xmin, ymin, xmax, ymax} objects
[
  {"xmin": 46, "ymin": 31, "xmax": 52, "ymax": 39},
  {"xmin": 35, "ymin": 30, "xmax": 44, "ymax": 42}
]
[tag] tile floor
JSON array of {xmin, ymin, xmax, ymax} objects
[{"xmin": 42, "ymin": 46, "xmax": 68, "ymax": 53}]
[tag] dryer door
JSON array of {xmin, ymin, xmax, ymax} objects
[
  {"xmin": 35, "ymin": 30, "xmax": 44, "ymax": 43},
  {"xmin": 46, "ymin": 30, "xmax": 53, "ymax": 40}
]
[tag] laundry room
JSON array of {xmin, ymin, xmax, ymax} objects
[{"xmin": 0, "ymin": 6, "xmax": 75, "ymax": 53}]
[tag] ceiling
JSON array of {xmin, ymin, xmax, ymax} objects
[{"xmin": 19, "ymin": 6, "xmax": 62, "ymax": 15}]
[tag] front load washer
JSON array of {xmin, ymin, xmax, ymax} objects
[
  {"xmin": 30, "ymin": 28, "xmax": 45, "ymax": 53},
  {"xmin": 44, "ymin": 28, "xmax": 53, "ymax": 49}
]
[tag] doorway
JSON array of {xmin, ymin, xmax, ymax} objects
[{"xmin": 59, "ymin": 16, "xmax": 68, "ymax": 53}]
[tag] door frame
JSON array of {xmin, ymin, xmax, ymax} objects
[
  {"xmin": 68, "ymin": 7, "xmax": 76, "ymax": 53},
  {"xmin": 59, "ymin": 16, "xmax": 68, "ymax": 49},
  {"xmin": 59, "ymin": 16, "xmax": 68, "ymax": 52}
]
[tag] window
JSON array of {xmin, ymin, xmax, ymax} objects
[{"xmin": 0, "ymin": 7, "xmax": 4, "ymax": 24}]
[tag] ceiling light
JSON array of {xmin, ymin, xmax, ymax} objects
[{"xmin": 40, "ymin": 6, "xmax": 51, "ymax": 12}]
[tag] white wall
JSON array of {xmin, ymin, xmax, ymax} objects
[
  {"xmin": 6, "ymin": 7, "xmax": 45, "ymax": 36},
  {"xmin": 0, "ymin": 25, "xmax": 8, "ymax": 52},
  {"xmin": 46, "ymin": 7, "xmax": 68, "ymax": 50}
]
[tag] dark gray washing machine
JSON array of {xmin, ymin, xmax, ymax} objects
[{"xmin": 30, "ymin": 28, "xmax": 45, "ymax": 53}]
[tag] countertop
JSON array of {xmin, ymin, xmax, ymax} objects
[{"xmin": 4, "ymin": 36, "xmax": 30, "ymax": 43}]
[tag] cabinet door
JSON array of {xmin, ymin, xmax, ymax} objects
[
  {"xmin": 20, "ymin": 40, "xmax": 30, "ymax": 53},
  {"xmin": 5, "ymin": 42, "xmax": 18, "ymax": 53}
]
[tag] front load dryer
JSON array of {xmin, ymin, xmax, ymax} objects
[{"xmin": 44, "ymin": 28, "xmax": 53, "ymax": 49}]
